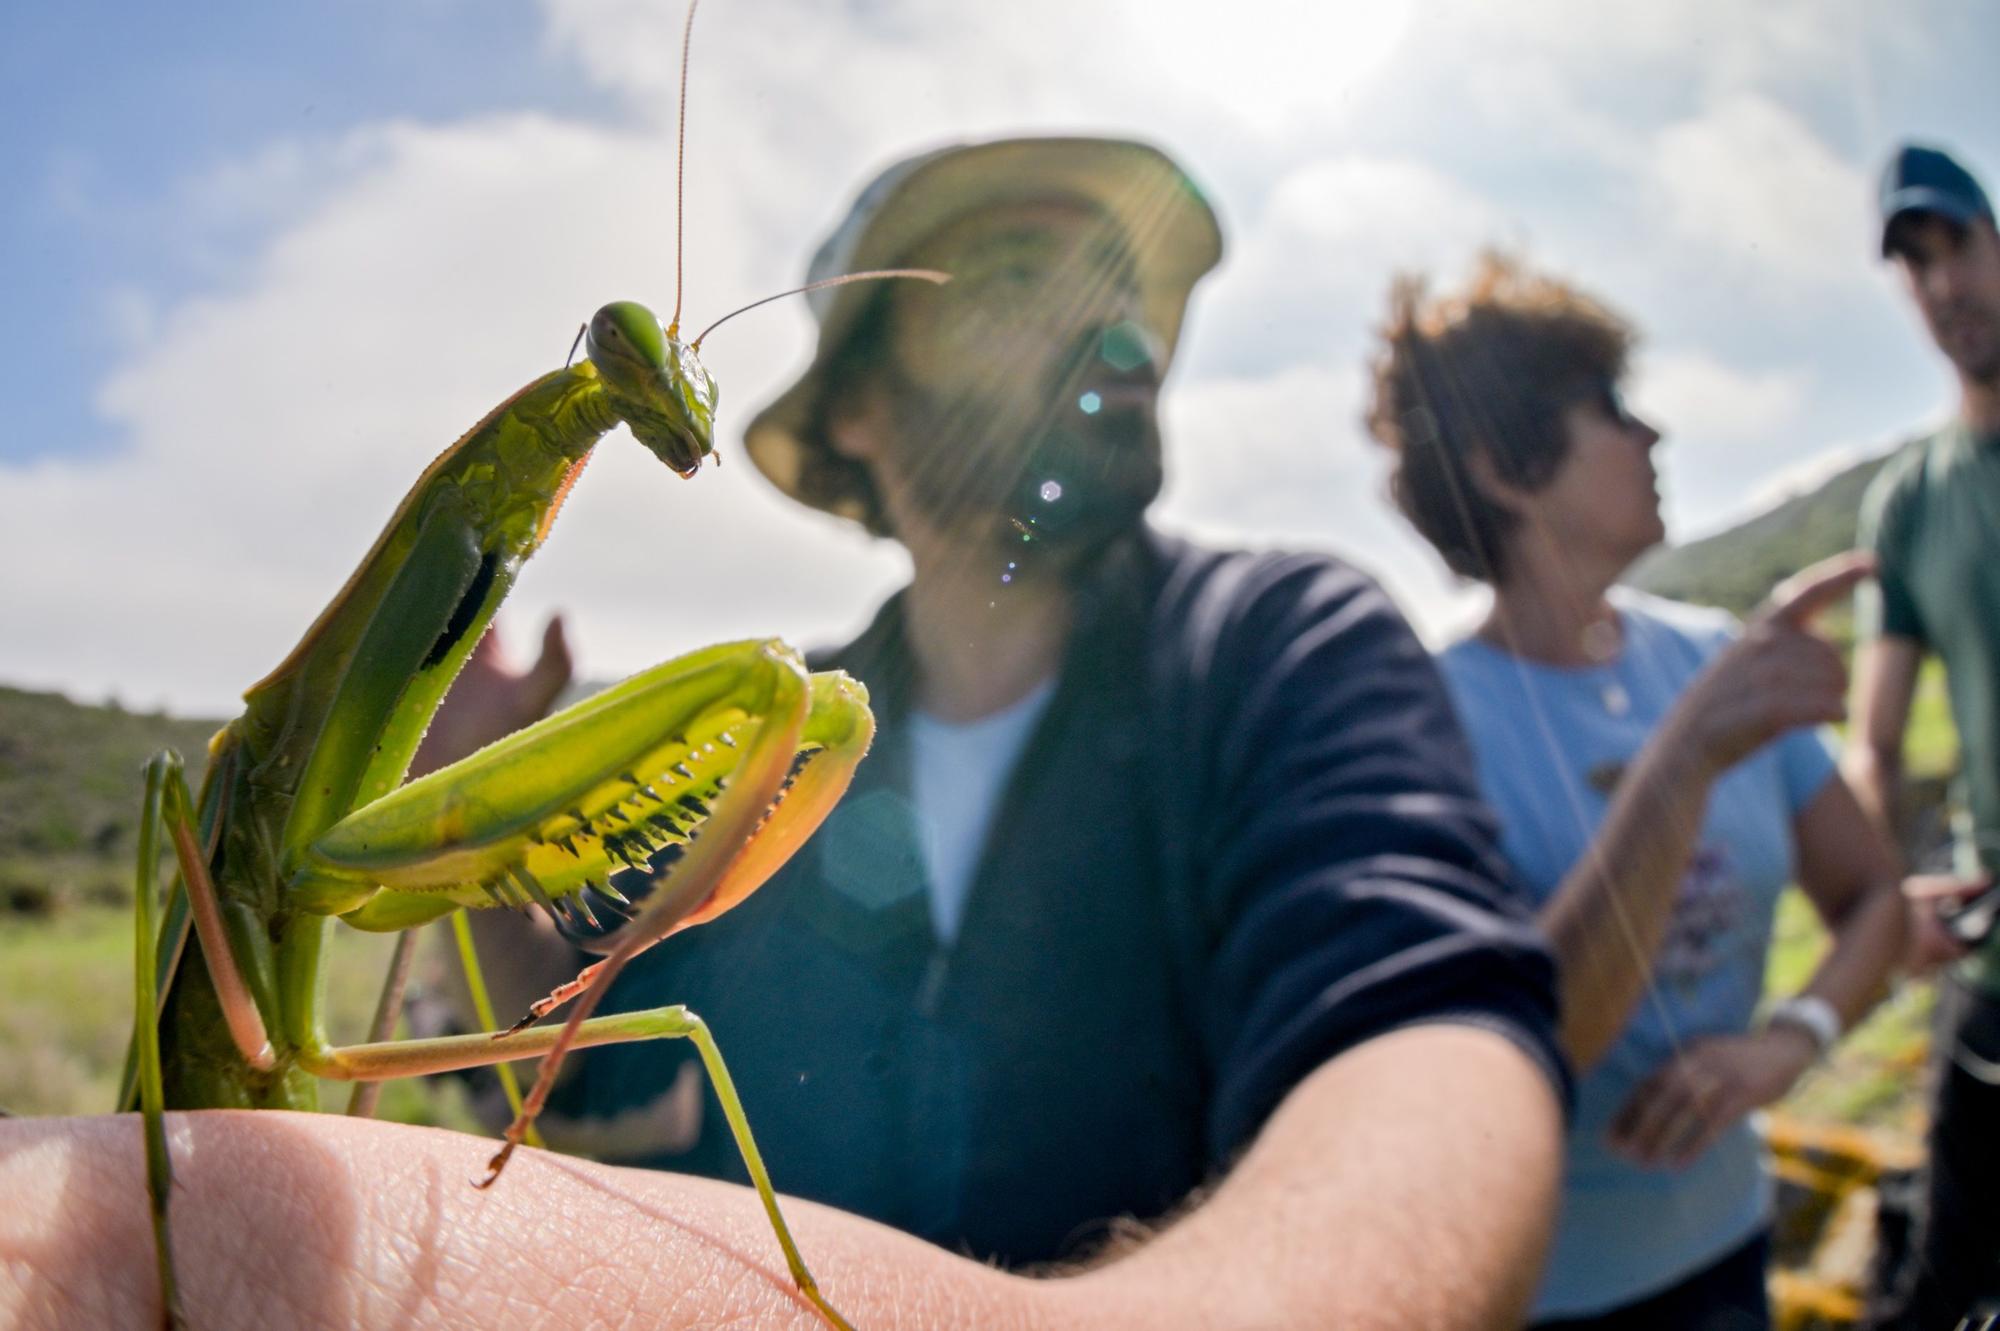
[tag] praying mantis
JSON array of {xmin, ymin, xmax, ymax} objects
[{"xmin": 119, "ymin": 3, "xmax": 941, "ymax": 1327}]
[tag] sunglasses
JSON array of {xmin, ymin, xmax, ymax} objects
[{"xmin": 1576, "ymin": 379, "xmax": 1642, "ymax": 431}]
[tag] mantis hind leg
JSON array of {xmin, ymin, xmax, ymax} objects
[
  {"xmin": 671, "ymin": 1007, "xmax": 855, "ymax": 1331},
  {"xmin": 299, "ymin": 1004, "xmax": 854, "ymax": 1330}
]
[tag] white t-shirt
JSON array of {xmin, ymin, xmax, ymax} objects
[{"xmin": 907, "ymin": 679, "xmax": 1057, "ymax": 943}]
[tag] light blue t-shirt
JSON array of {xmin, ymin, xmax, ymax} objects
[{"xmin": 1437, "ymin": 590, "xmax": 1837, "ymax": 1319}]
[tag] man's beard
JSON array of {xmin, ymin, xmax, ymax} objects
[
  {"xmin": 1929, "ymin": 299, "xmax": 2000, "ymax": 388},
  {"xmin": 877, "ymin": 338, "xmax": 1163, "ymax": 576}
]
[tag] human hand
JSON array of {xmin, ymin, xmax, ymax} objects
[
  {"xmin": 1662, "ymin": 552, "xmax": 1873, "ymax": 778},
  {"xmin": 411, "ymin": 614, "xmax": 574, "ymax": 777},
  {"xmin": 1903, "ymin": 872, "xmax": 1994, "ymax": 973},
  {"xmin": 0, "ymin": 1111, "xmax": 1005, "ymax": 1330},
  {"xmin": 1606, "ymin": 1028, "xmax": 1817, "ymax": 1169}
]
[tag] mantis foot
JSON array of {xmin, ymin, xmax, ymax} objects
[{"xmin": 476, "ymin": 1140, "xmax": 519, "ymax": 1189}]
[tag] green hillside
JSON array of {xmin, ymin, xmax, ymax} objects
[
  {"xmin": 0, "ymin": 686, "xmax": 221, "ymax": 913},
  {"xmin": 1628, "ymin": 449, "xmax": 1898, "ymax": 616},
  {"xmin": 0, "ymin": 685, "xmax": 469, "ymax": 1125}
]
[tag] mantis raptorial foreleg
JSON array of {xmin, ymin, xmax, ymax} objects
[{"xmin": 273, "ymin": 639, "xmax": 872, "ymax": 1326}]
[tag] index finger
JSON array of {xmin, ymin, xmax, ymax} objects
[
  {"xmin": 1760, "ymin": 550, "xmax": 1877, "ymax": 629},
  {"xmin": 1903, "ymin": 872, "xmax": 1993, "ymax": 903}
]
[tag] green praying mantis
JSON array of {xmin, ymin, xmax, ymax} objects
[{"xmin": 119, "ymin": 3, "xmax": 942, "ymax": 1327}]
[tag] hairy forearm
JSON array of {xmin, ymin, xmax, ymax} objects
[
  {"xmin": 1056, "ymin": 1025, "xmax": 1563, "ymax": 1331},
  {"xmin": 1541, "ymin": 723, "xmax": 1717, "ymax": 1066},
  {"xmin": 0, "ymin": 1027, "xmax": 1561, "ymax": 1331}
]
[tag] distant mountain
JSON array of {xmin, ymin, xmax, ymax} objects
[
  {"xmin": 0, "ymin": 686, "xmax": 221, "ymax": 910},
  {"xmin": 1628, "ymin": 449, "xmax": 1901, "ymax": 616}
]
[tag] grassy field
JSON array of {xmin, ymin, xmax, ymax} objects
[{"xmin": 0, "ymin": 904, "xmax": 478, "ymax": 1128}]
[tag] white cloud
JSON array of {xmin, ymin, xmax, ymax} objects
[
  {"xmin": 1156, "ymin": 361, "xmax": 1472, "ymax": 643},
  {"xmin": 1627, "ymin": 348, "xmax": 1816, "ymax": 533},
  {"xmin": 5, "ymin": 0, "xmax": 1989, "ymax": 710},
  {"xmin": 1646, "ymin": 94, "xmax": 1874, "ymax": 287},
  {"xmin": 1, "ymin": 108, "xmax": 908, "ymax": 714},
  {"xmin": 1192, "ymin": 156, "xmax": 1508, "ymax": 376},
  {"xmin": 1634, "ymin": 349, "xmax": 1811, "ymax": 446}
]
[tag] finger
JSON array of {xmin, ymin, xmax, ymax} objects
[
  {"xmin": 1667, "ymin": 1099, "xmax": 1738, "ymax": 1168},
  {"xmin": 1908, "ymin": 910, "xmax": 1973, "ymax": 973},
  {"xmin": 527, "ymin": 615, "xmax": 575, "ymax": 713},
  {"xmin": 538, "ymin": 614, "xmax": 572, "ymax": 675},
  {"xmin": 1607, "ymin": 1064, "xmax": 1671, "ymax": 1140},
  {"xmin": 1903, "ymin": 872, "xmax": 1994, "ymax": 903},
  {"xmin": 1761, "ymin": 550, "xmax": 1876, "ymax": 629},
  {"xmin": 1611, "ymin": 1074, "xmax": 1698, "ymax": 1164}
]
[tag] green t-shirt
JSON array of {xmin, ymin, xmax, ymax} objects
[{"xmin": 1859, "ymin": 420, "xmax": 2000, "ymax": 994}]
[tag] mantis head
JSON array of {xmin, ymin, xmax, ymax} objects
[{"xmin": 586, "ymin": 300, "xmax": 718, "ymax": 478}]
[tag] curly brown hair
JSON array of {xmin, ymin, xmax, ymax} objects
[{"xmin": 1365, "ymin": 254, "xmax": 1636, "ymax": 582}]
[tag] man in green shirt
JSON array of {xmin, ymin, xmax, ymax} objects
[{"xmin": 1849, "ymin": 142, "xmax": 2000, "ymax": 1330}]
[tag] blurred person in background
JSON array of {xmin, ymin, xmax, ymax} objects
[
  {"xmin": 1369, "ymin": 255, "xmax": 1914, "ymax": 1331},
  {"xmin": 1848, "ymin": 142, "xmax": 2000, "ymax": 1331}
]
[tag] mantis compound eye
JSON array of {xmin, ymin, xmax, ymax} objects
[{"xmin": 587, "ymin": 301, "xmax": 670, "ymax": 374}]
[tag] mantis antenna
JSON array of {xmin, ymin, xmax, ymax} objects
[
  {"xmin": 692, "ymin": 268, "xmax": 950, "ymax": 351},
  {"xmin": 669, "ymin": 0, "xmax": 699, "ymax": 338},
  {"xmin": 663, "ymin": 0, "xmax": 947, "ymax": 353}
]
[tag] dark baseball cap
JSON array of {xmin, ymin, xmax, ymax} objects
[{"xmin": 1880, "ymin": 144, "xmax": 1993, "ymax": 257}]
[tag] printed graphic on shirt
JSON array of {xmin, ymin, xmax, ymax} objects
[{"xmin": 1655, "ymin": 844, "xmax": 1745, "ymax": 998}]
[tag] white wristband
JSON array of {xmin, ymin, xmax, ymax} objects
[{"xmin": 1765, "ymin": 994, "xmax": 1842, "ymax": 1058}]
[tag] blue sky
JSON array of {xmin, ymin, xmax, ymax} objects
[
  {"xmin": 2, "ymin": 1, "xmax": 603, "ymax": 463},
  {"xmin": 4, "ymin": 0, "xmax": 1998, "ymax": 713}
]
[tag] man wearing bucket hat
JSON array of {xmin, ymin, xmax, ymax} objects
[
  {"xmin": 522, "ymin": 134, "xmax": 1570, "ymax": 1324},
  {"xmin": 1848, "ymin": 142, "xmax": 2000, "ymax": 1330}
]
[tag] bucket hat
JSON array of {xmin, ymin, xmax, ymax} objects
[{"xmin": 743, "ymin": 136, "xmax": 1223, "ymax": 528}]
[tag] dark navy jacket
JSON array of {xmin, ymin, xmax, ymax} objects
[{"xmin": 556, "ymin": 527, "xmax": 1567, "ymax": 1264}]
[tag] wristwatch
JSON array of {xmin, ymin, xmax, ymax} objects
[{"xmin": 1765, "ymin": 994, "xmax": 1842, "ymax": 1059}]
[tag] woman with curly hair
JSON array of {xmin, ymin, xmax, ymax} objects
[{"xmin": 1367, "ymin": 256, "xmax": 1910, "ymax": 1329}]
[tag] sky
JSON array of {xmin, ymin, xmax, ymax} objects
[{"xmin": 2, "ymin": 0, "xmax": 1996, "ymax": 716}]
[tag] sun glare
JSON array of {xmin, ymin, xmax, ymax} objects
[{"xmin": 1132, "ymin": 0, "xmax": 1414, "ymax": 132}]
